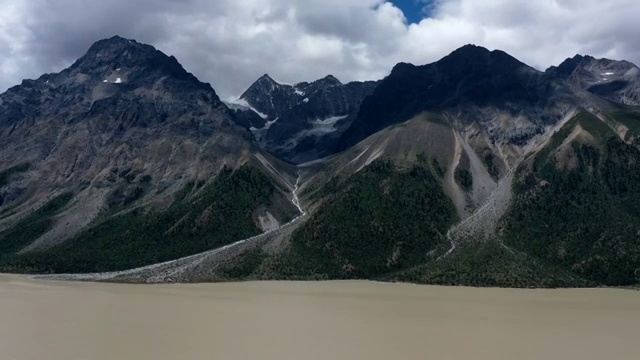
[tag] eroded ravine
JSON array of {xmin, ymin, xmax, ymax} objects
[{"xmin": 438, "ymin": 109, "xmax": 582, "ymax": 260}]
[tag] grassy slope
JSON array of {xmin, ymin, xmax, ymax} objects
[
  {"xmin": 0, "ymin": 165, "xmax": 296, "ymax": 273},
  {"xmin": 502, "ymin": 112, "xmax": 640, "ymax": 285}
]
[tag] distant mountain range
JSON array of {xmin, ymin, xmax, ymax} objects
[
  {"xmin": 225, "ymin": 73, "xmax": 378, "ymax": 163},
  {"xmin": 1, "ymin": 36, "xmax": 639, "ymax": 288}
]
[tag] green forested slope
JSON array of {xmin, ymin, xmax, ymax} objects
[
  {"xmin": 0, "ymin": 193, "xmax": 74, "ymax": 255},
  {"xmin": 390, "ymin": 241, "xmax": 591, "ymax": 288},
  {"xmin": 0, "ymin": 165, "xmax": 296, "ymax": 273},
  {"xmin": 502, "ymin": 112, "xmax": 640, "ymax": 285},
  {"xmin": 263, "ymin": 160, "xmax": 458, "ymax": 279}
]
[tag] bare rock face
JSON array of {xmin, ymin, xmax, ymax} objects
[
  {"xmin": 0, "ymin": 36, "xmax": 255, "ymax": 249},
  {"xmin": 547, "ymin": 54, "xmax": 640, "ymax": 106},
  {"xmin": 339, "ymin": 45, "xmax": 579, "ymax": 153},
  {"xmin": 227, "ymin": 74, "xmax": 379, "ymax": 163}
]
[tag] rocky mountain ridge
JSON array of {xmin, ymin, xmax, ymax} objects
[
  {"xmin": 340, "ymin": 45, "xmax": 579, "ymax": 154},
  {"xmin": 227, "ymin": 74, "xmax": 378, "ymax": 163},
  {"xmin": 0, "ymin": 36, "xmax": 296, "ymax": 260},
  {"xmin": 546, "ymin": 54, "xmax": 640, "ymax": 106}
]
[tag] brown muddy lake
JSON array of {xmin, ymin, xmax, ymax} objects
[{"xmin": 1, "ymin": 274, "xmax": 639, "ymax": 359}]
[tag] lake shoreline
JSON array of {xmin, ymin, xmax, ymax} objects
[{"xmin": 2, "ymin": 273, "xmax": 637, "ymax": 292}]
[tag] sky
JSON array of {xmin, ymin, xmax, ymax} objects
[
  {"xmin": 1, "ymin": 0, "xmax": 640, "ymax": 99},
  {"xmin": 388, "ymin": 0, "xmax": 436, "ymax": 24}
]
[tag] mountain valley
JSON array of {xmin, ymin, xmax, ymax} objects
[{"xmin": 1, "ymin": 36, "xmax": 639, "ymax": 287}]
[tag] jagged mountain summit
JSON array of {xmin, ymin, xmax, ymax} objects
[
  {"xmin": 339, "ymin": 44, "xmax": 578, "ymax": 155},
  {"xmin": 546, "ymin": 54, "xmax": 640, "ymax": 106},
  {"xmin": 0, "ymin": 36, "xmax": 298, "ymax": 270},
  {"xmin": 0, "ymin": 35, "xmax": 251, "ymax": 192},
  {"xmin": 226, "ymin": 74, "xmax": 378, "ymax": 163}
]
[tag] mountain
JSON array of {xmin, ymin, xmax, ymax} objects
[
  {"xmin": 207, "ymin": 46, "xmax": 640, "ymax": 287},
  {"xmin": 340, "ymin": 45, "xmax": 579, "ymax": 152},
  {"xmin": 0, "ymin": 36, "xmax": 299, "ymax": 272},
  {"xmin": 547, "ymin": 55, "xmax": 640, "ymax": 106},
  {"xmin": 2, "ymin": 40, "xmax": 639, "ymax": 288},
  {"xmin": 498, "ymin": 112, "xmax": 640, "ymax": 285},
  {"xmin": 226, "ymin": 74, "xmax": 378, "ymax": 163}
]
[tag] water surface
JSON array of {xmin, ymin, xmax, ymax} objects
[{"xmin": 1, "ymin": 274, "xmax": 638, "ymax": 359}]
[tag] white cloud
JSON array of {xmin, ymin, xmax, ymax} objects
[
  {"xmin": 0, "ymin": 1, "xmax": 35, "ymax": 89},
  {"xmin": 1, "ymin": 0, "xmax": 640, "ymax": 98}
]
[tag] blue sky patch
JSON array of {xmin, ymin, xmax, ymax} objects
[{"xmin": 388, "ymin": 0, "xmax": 436, "ymax": 24}]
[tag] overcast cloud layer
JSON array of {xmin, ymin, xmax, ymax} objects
[{"xmin": 1, "ymin": 0, "xmax": 640, "ymax": 99}]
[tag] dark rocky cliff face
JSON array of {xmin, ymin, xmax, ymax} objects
[
  {"xmin": 0, "ymin": 35, "xmax": 232, "ymax": 131},
  {"xmin": 0, "ymin": 35, "xmax": 251, "ymax": 181},
  {"xmin": 338, "ymin": 45, "xmax": 577, "ymax": 151},
  {"xmin": 228, "ymin": 74, "xmax": 379, "ymax": 163},
  {"xmin": 0, "ymin": 36, "xmax": 258, "ymax": 251}
]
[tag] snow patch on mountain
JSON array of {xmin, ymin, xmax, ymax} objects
[
  {"xmin": 250, "ymin": 117, "xmax": 279, "ymax": 140},
  {"xmin": 226, "ymin": 98, "xmax": 269, "ymax": 119},
  {"xmin": 308, "ymin": 115, "xmax": 348, "ymax": 136},
  {"xmin": 264, "ymin": 117, "xmax": 279, "ymax": 129},
  {"xmin": 102, "ymin": 77, "xmax": 124, "ymax": 84},
  {"xmin": 269, "ymin": 76, "xmax": 292, "ymax": 86}
]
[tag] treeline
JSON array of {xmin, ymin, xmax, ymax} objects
[
  {"xmin": 391, "ymin": 242, "xmax": 592, "ymax": 288},
  {"xmin": 0, "ymin": 192, "xmax": 74, "ymax": 255},
  {"xmin": 266, "ymin": 159, "xmax": 458, "ymax": 279},
  {"xmin": 503, "ymin": 121, "xmax": 640, "ymax": 285},
  {"xmin": 0, "ymin": 165, "xmax": 294, "ymax": 274}
]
